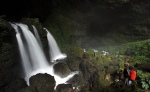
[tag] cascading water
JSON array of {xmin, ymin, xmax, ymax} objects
[
  {"xmin": 44, "ymin": 28, "xmax": 67, "ymax": 62},
  {"xmin": 11, "ymin": 23, "xmax": 78, "ymax": 89},
  {"xmin": 11, "ymin": 23, "xmax": 32, "ymax": 76},
  {"xmin": 16, "ymin": 23, "xmax": 49, "ymax": 69},
  {"xmin": 32, "ymin": 25, "xmax": 43, "ymax": 49}
]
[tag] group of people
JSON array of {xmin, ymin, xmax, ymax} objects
[{"xmin": 119, "ymin": 63, "xmax": 137, "ymax": 86}]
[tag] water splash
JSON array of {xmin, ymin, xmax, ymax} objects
[{"xmin": 29, "ymin": 65, "xmax": 79, "ymax": 89}]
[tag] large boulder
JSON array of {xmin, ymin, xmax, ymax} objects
[
  {"xmin": 29, "ymin": 73, "xmax": 55, "ymax": 92},
  {"xmin": 56, "ymin": 84, "xmax": 73, "ymax": 92},
  {"xmin": 53, "ymin": 62, "xmax": 71, "ymax": 78}
]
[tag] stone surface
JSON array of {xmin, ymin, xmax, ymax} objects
[
  {"xmin": 56, "ymin": 84, "xmax": 73, "ymax": 92},
  {"xmin": 53, "ymin": 62, "xmax": 71, "ymax": 78},
  {"xmin": 29, "ymin": 73, "xmax": 55, "ymax": 92}
]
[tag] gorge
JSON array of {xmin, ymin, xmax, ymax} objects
[{"xmin": 1, "ymin": 0, "xmax": 150, "ymax": 92}]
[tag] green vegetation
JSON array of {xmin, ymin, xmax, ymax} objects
[
  {"xmin": 1, "ymin": 0, "xmax": 150, "ymax": 91},
  {"xmin": 72, "ymin": 39, "xmax": 150, "ymax": 91},
  {"xmin": 137, "ymin": 70, "xmax": 150, "ymax": 90},
  {"xmin": 67, "ymin": 46, "xmax": 84, "ymax": 58}
]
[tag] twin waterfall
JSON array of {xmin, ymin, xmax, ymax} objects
[{"xmin": 11, "ymin": 23, "xmax": 76, "ymax": 88}]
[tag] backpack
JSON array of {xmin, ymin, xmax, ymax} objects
[{"xmin": 130, "ymin": 70, "xmax": 136, "ymax": 81}]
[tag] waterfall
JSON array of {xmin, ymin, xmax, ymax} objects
[
  {"xmin": 32, "ymin": 25, "xmax": 43, "ymax": 49},
  {"xmin": 10, "ymin": 23, "xmax": 32, "ymax": 76},
  {"xmin": 44, "ymin": 28, "xmax": 67, "ymax": 62},
  {"xmin": 11, "ymin": 23, "xmax": 77, "ymax": 89},
  {"xmin": 11, "ymin": 23, "xmax": 50, "ymax": 84},
  {"xmin": 16, "ymin": 23, "xmax": 49, "ymax": 69}
]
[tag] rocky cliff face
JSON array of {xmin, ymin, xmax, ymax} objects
[
  {"xmin": 0, "ymin": 18, "xmax": 97, "ymax": 92},
  {"xmin": 0, "ymin": 18, "xmax": 52, "ymax": 92},
  {"xmin": 42, "ymin": 0, "xmax": 150, "ymax": 48},
  {"xmin": 0, "ymin": 18, "xmax": 26, "ymax": 92},
  {"xmin": 1, "ymin": 0, "xmax": 150, "ymax": 48}
]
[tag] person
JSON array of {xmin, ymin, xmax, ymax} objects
[{"xmin": 123, "ymin": 63, "xmax": 130, "ymax": 86}]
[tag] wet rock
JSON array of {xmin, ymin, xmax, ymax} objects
[
  {"xmin": 56, "ymin": 84, "xmax": 73, "ymax": 92},
  {"xmin": 53, "ymin": 62, "xmax": 71, "ymax": 78},
  {"xmin": 29, "ymin": 73, "xmax": 55, "ymax": 92},
  {"xmin": 66, "ymin": 74, "xmax": 84, "ymax": 90}
]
